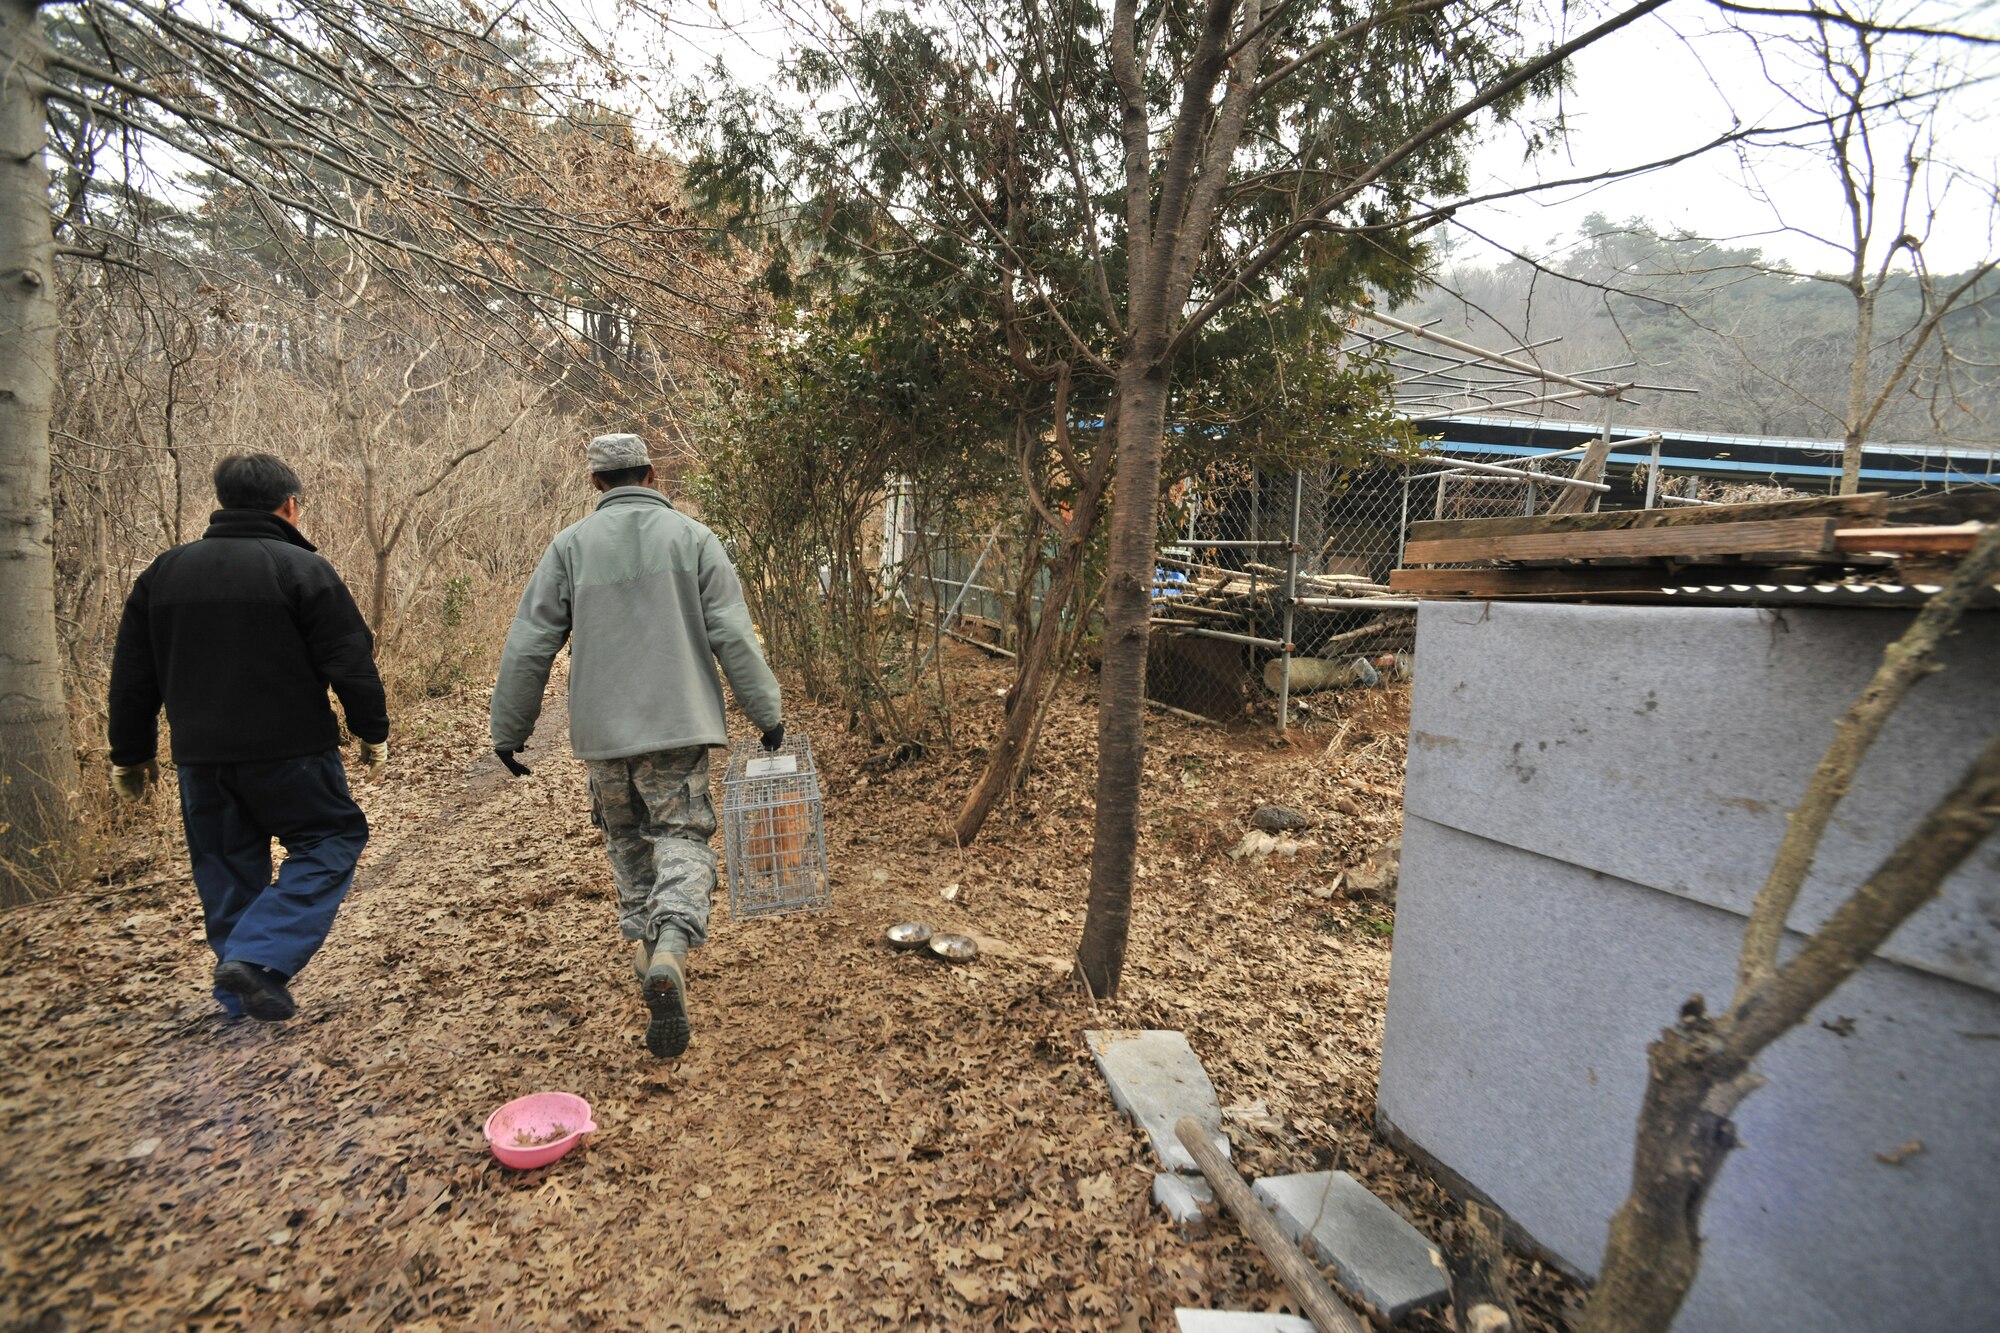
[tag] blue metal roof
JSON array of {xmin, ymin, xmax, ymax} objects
[
  {"xmin": 1429, "ymin": 438, "xmax": 2000, "ymax": 487},
  {"xmin": 1436, "ymin": 414, "xmax": 2000, "ymax": 465}
]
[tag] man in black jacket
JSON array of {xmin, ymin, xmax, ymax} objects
[{"xmin": 108, "ymin": 454, "xmax": 389, "ymax": 1022}]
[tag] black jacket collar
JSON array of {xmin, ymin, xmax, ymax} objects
[{"xmin": 202, "ymin": 508, "xmax": 317, "ymax": 551}]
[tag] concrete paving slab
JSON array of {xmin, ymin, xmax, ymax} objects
[
  {"xmin": 1153, "ymin": 1172, "xmax": 1214, "ymax": 1233},
  {"xmin": 1174, "ymin": 1312, "xmax": 1317, "ymax": 1333},
  {"xmin": 1251, "ymin": 1170, "xmax": 1447, "ymax": 1323},
  {"xmin": 1085, "ymin": 1029, "xmax": 1228, "ymax": 1174}
]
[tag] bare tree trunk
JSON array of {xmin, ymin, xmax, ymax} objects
[
  {"xmin": 1839, "ymin": 286, "xmax": 1877, "ymax": 496},
  {"xmin": 0, "ymin": 0, "xmax": 79, "ymax": 905},
  {"xmin": 1077, "ymin": 365, "xmax": 1168, "ymax": 995},
  {"xmin": 953, "ymin": 525, "xmax": 1091, "ymax": 844},
  {"xmin": 371, "ymin": 545, "xmax": 391, "ymax": 638},
  {"xmin": 1014, "ymin": 577, "xmax": 1105, "ymax": 794},
  {"xmin": 955, "ymin": 394, "xmax": 1114, "ymax": 844},
  {"xmin": 1577, "ymin": 1018, "xmax": 1745, "ymax": 1333}
]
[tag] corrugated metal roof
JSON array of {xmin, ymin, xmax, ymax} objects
[
  {"xmin": 1658, "ymin": 582, "xmax": 2000, "ymax": 608},
  {"xmin": 1427, "ymin": 437, "xmax": 2000, "ymax": 487},
  {"xmin": 1435, "ymin": 413, "xmax": 2000, "ymax": 464}
]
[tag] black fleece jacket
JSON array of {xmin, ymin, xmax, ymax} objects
[{"xmin": 108, "ymin": 509, "xmax": 390, "ymax": 766}]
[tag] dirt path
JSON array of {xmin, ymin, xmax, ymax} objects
[{"xmin": 0, "ymin": 672, "xmax": 1577, "ymax": 1331}]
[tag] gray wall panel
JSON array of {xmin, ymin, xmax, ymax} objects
[
  {"xmin": 1381, "ymin": 817, "xmax": 1998, "ymax": 1330},
  {"xmin": 1380, "ymin": 604, "xmax": 2000, "ymax": 1330},
  {"xmin": 1403, "ymin": 603, "xmax": 2000, "ymax": 993}
]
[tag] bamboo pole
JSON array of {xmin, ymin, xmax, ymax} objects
[
  {"xmin": 1175, "ymin": 1118, "xmax": 1366, "ymax": 1333},
  {"xmin": 1145, "ymin": 697, "xmax": 1226, "ymax": 728},
  {"xmin": 1162, "ymin": 625, "xmax": 1289, "ymax": 649},
  {"xmin": 1293, "ymin": 597, "xmax": 1423, "ymax": 610},
  {"xmin": 1406, "ymin": 453, "xmax": 1612, "ymax": 492}
]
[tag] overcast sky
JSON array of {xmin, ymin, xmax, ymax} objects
[{"xmin": 1452, "ymin": 4, "xmax": 1999, "ymax": 274}]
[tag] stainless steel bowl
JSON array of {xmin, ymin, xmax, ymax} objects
[
  {"xmin": 928, "ymin": 933, "xmax": 979, "ymax": 963},
  {"xmin": 886, "ymin": 922, "xmax": 933, "ymax": 950}
]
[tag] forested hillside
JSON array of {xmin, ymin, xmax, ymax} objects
[{"xmin": 1401, "ymin": 217, "xmax": 2000, "ymax": 447}]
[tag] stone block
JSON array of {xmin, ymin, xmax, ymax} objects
[
  {"xmin": 1085, "ymin": 1029, "xmax": 1228, "ymax": 1174},
  {"xmin": 1251, "ymin": 804, "xmax": 1314, "ymax": 832},
  {"xmin": 1174, "ymin": 1312, "xmax": 1317, "ymax": 1333},
  {"xmin": 1251, "ymin": 1171, "xmax": 1447, "ymax": 1323},
  {"xmin": 1153, "ymin": 1172, "xmax": 1214, "ymax": 1233}
]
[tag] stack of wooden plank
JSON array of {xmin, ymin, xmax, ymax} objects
[
  {"xmin": 1390, "ymin": 492, "xmax": 1996, "ymax": 604},
  {"xmin": 1151, "ymin": 555, "xmax": 1407, "ymax": 635}
]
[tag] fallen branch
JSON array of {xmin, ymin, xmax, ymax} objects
[
  {"xmin": 1146, "ymin": 698, "xmax": 1227, "ymax": 729},
  {"xmin": 940, "ymin": 626, "xmax": 1016, "ymax": 658},
  {"xmin": 1175, "ymin": 1116, "xmax": 1366, "ymax": 1333}
]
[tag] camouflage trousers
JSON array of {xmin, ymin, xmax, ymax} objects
[{"xmin": 585, "ymin": 746, "xmax": 717, "ymax": 952}]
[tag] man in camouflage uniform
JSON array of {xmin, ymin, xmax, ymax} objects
[{"xmin": 489, "ymin": 433, "xmax": 783, "ymax": 1058}]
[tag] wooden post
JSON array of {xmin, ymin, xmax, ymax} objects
[
  {"xmin": 1450, "ymin": 1202, "xmax": 1524, "ymax": 1333},
  {"xmin": 1175, "ymin": 1118, "xmax": 1366, "ymax": 1333}
]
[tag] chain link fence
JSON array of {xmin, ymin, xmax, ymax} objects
[
  {"xmin": 1146, "ymin": 461, "xmax": 1416, "ymax": 728},
  {"xmin": 883, "ymin": 481, "xmax": 1053, "ymax": 666},
  {"xmin": 887, "ymin": 442, "xmax": 1781, "ymax": 736}
]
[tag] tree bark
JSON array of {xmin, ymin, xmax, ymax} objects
[
  {"xmin": 1076, "ymin": 364, "xmax": 1169, "ymax": 995},
  {"xmin": 952, "ymin": 517, "xmax": 1093, "ymax": 845},
  {"xmin": 1575, "ymin": 1014, "xmax": 1750, "ymax": 1333},
  {"xmin": 0, "ymin": 0, "xmax": 79, "ymax": 905},
  {"xmin": 1839, "ymin": 282, "xmax": 1877, "ymax": 496}
]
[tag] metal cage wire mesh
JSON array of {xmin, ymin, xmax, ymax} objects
[
  {"xmin": 894, "ymin": 440, "xmax": 1828, "ymax": 734},
  {"xmin": 720, "ymin": 731, "xmax": 832, "ymax": 919},
  {"xmin": 1147, "ymin": 461, "xmax": 1416, "ymax": 726}
]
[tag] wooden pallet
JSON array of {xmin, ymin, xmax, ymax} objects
[{"xmin": 1394, "ymin": 492, "xmax": 1994, "ymax": 603}]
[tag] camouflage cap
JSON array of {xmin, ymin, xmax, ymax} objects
[{"xmin": 587, "ymin": 433, "xmax": 650, "ymax": 473}]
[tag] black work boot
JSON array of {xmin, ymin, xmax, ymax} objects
[{"xmin": 213, "ymin": 960, "xmax": 298, "ymax": 1022}]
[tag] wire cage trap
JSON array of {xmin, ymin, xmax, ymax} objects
[{"xmin": 720, "ymin": 731, "xmax": 831, "ymax": 919}]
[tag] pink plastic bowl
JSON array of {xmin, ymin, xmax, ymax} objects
[{"xmin": 483, "ymin": 1092, "xmax": 597, "ymax": 1170}]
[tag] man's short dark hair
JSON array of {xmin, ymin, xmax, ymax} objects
[
  {"xmin": 214, "ymin": 453, "xmax": 304, "ymax": 511},
  {"xmin": 592, "ymin": 465, "xmax": 652, "ymax": 489}
]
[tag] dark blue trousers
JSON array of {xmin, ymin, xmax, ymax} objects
[{"xmin": 176, "ymin": 750, "xmax": 369, "ymax": 980}]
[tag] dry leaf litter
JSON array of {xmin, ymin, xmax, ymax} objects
[{"xmin": 0, "ymin": 652, "xmax": 1582, "ymax": 1330}]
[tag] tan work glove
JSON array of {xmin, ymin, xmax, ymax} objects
[
  {"xmin": 358, "ymin": 738, "xmax": 389, "ymax": 777},
  {"xmin": 110, "ymin": 761, "xmax": 158, "ymax": 801}
]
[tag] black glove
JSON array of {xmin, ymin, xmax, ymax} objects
[
  {"xmin": 760, "ymin": 724, "xmax": 784, "ymax": 752},
  {"xmin": 496, "ymin": 747, "xmax": 532, "ymax": 777}
]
